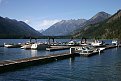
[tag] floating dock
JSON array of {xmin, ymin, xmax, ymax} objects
[
  {"xmin": 46, "ymin": 46, "xmax": 70, "ymax": 51},
  {"xmin": 73, "ymin": 45, "xmax": 117, "ymax": 56},
  {"xmin": 79, "ymin": 51, "xmax": 99, "ymax": 56},
  {"xmin": 105, "ymin": 45, "xmax": 117, "ymax": 49},
  {"xmin": 0, "ymin": 45, "xmax": 119, "ymax": 73},
  {"xmin": 0, "ymin": 52, "xmax": 79, "ymax": 73}
]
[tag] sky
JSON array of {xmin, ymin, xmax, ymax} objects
[{"xmin": 0, "ymin": 0, "xmax": 121, "ymax": 30}]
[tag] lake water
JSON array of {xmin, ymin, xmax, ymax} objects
[
  {"xmin": 0, "ymin": 39, "xmax": 121, "ymax": 81},
  {"xmin": 0, "ymin": 39, "xmax": 71, "ymax": 61},
  {"xmin": 0, "ymin": 39, "xmax": 112, "ymax": 61}
]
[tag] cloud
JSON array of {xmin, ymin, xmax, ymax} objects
[
  {"xmin": 24, "ymin": 19, "xmax": 31, "ymax": 24},
  {"xmin": 39, "ymin": 19, "xmax": 61, "ymax": 29},
  {"xmin": 23, "ymin": 19, "xmax": 61, "ymax": 30}
]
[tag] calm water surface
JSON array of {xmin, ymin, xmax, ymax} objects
[
  {"xmin": 0, "ymin": 39, "xmax": 121, "ymax": 81},
  {"xmin": 0, "ymin": 39, "xmax": 71, "ymax": 61}
]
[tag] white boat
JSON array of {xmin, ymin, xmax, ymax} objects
[
  {"xmin": 79, "ymin": 46, "xmax": 95, "ymax": 55},
  {"xmin": 112, "ymin": 40, "xmax": 119, "ymax": 46},
  {"xmin": 4, "ymin": 43, "xmax": 21, "ymax": 48},
  {"xmin": 21, "ymin": 39, "xmax": 49, "ymax": 50},
  {"xmin": 31, "ymin": 43, "xmax": 48, "ymax": 50},
  {"xmin": 91, "ymin": 40, "xmax": 103, "ymax": 46},
  {"xmin": 80, "ymin": 43, "xmax": 88, "ymax": 46},
  {"xmin": 98, "ymin": 48, "xmax": 105, "ymax": 53},
  {"xmin": 21, "ymin": 44, "xmax": 32, "ymax": 49},
  {"xmin": 67, "ymin": 41, "xmax": 77, "ymax": 46},
  {"xmin": 21, "ymin": 41, "xmax": 35, "ymax": 49},
  {"xmin": 79, "ymin": 46, "xmax": 104, "ymax": 54}
]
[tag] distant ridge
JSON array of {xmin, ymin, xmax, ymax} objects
[
  {"xmin": 86, "ymin": 11, "xmax": 111, "ymax": 25},
  {"xmin": 42, "ymin": 19, "xmax": 87, "ymax": 36},
  {"xmin": 42, "ymin": 11, "xmax": 111, "ymax": 36},
  {"xmin": 72, "ymin": 10, "xmax": 121, "ymax": 39},
  {"xmin": 0, "ymin": 16, "xmax": 42, "ymax": 38},
  {"xmin": 107, "ymin": 9, "xmax": 121, "ymax": 23}
]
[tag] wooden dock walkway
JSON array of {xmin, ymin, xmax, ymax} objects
[
  {"xmin": 46, "ymin": 46, "xmax": 70, "ymax": 51},
  {"xmin": 74, "ymin": 45, "xmax": 117, "ymax": 56},
  {"xmin": 0, "ymin": 45, "xmax": 118, "ymax": 73},
  {"xmin": 0, "ymin": 52, "xmax": 79, "ymax": 73},
  {"xmin": 0, "ymin": 53, "xmax": 71, "ymax": 66},
  {"xmin": 79, "ymin": 51, "xmax": 99, "ymax": 56}
]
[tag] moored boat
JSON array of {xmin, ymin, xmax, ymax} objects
[
  {"xmin": 78, "ymin": 46, "xmax": 104, "ymax": 55},
  {"xmin": 21, "ymin": 44, "xmax": 32, "ymax": 49},
  {"xmin": 98, "ymin": 48, "xmax": 105, "ymax": 53},
  {"xmin": 112, "ymin": 40, "xmax": 120, "ymax": 46},
  {"xmin": 31, "ymin": 43, "xmax": 49, "ymax": 50},
  {"xmin": 4, "ymin": 43, "xmax": 21, "ymax": 48},
  {"xmin": 67, "ymin": 41, "xmax": 78, "ymax": 46},
  {"xmin": 79, "ymin": 46, "xmax": 94, "ymax": 54},
  {"xmin": 91, "ymin": 40, "xmax": 103, "ymax": 47}
]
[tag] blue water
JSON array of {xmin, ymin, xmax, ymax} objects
[
  {"xmin": 0, "ymin": 39, "xmax": 71, "ymax": 61},
  {"xmin": 0, "ymin": 39, "xmax": 72, "ymax": 45},
  {"xmin": 0, "ymin": 39, "xmax": 121, "ymax": 81},
  {"xmin": 0, "ymin": 47, "xmax": 69, "ymax": 61},
  {"xmin": 0, "ymin": 39, "xmax": 112, "ymax": 61}
]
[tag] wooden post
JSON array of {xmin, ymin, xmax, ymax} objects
[
  {"xmin": 35, "ymin": 38, "xmax": 37, "ymax": 43},
  {"xmin": 52, "ymin": 37, "xmax": 54, "ymax": 45},
  {"xmin": 30, "ymin": 37, "xmax": 32, "ymax": 43},
  {"xmin": 48, "ymin": 37, "xmax": 50, "ymax": 45},
  {"xmin": 70, "ymin": 47, "xmax": 75, "ymax": 54}
]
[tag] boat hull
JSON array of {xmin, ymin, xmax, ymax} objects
[{"xmin": 31, "ymin": 44, "xmax": 48, "ymax": 50}]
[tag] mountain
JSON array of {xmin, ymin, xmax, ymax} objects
[
  {"xmin": 42, "ymin": 19, "xmax": 87, "ymax": 36},
  {"xmin": 73, "ymin": 10, "xmax": 121, "ymax": 39},
  {"xmin": 70, "ymin": 11, "xmax": 111, "ymax": 35},
  {"xmin": 85, "ymin": 11, "xmax": 111, "ymax": 25},
  {"xmin": 39, "ymin": 29, "xmax": 45, "ymax": 33},
  {"xmin": 42, "ymin": 11, "xmax": 111, "ymax": 36},
  {"xmin": 0, "ymin": 16, "xmax": 42, "ymax": 38},
  {"xmin": 107, "ymin": 9, "xmax": 121, "ymax": 23}
]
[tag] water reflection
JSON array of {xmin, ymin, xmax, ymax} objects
[
  {"xmin": 0, "ymin": 47, "xmax": 4, "ymax": 54},
  {"xmin": 69, "ymin": 58, "xmax": 75, "ymax": 65},
  {"xmin": 31, "ymin": 50, "xmax": 37, "ymax": 57},
  {"xmin": 1, "ymin": 47, "xmax": 121, "ymax": 80},
  {"xmin": 45, "ymin": 51, "xmax": 50, "ymax": 56},
  {"xmin": 69, "ymin": 57, "xmax": 75, "ymax": 70}
]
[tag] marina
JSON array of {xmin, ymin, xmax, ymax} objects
[
  {"xmin": 0, "ymin": 44, "xmax": 121, "ymax": 81},
  {"xmin": 0, "ymin": 1, "xmax": 121, "ymax": 80},
  {"xmin": 0, "ymin": 39, "xmax": 121, "ymax": 81},
  {"xmin": 0, "ymin": 39, "xmax": 121, "ymax": 80},
  {"xmin": 0, "ymin": 41, "xmax": 119, "ymax": 73}
]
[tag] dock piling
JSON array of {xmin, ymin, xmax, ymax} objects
[{"xmin": 70, "ymin": 48, "xmax": 75, "ymax": 54}]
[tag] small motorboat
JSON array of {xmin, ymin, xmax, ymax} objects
[
  {"xmin": 31, "ymin": 43, "xmax": 49, "ymax": 50},
  {"xmin": 67, "ymin": 41, "xmax": 77, "ymax": 46},
  {"xmin": 98, "ymin": 48, "xmax": 105, "ymax": 53},
  {"xmin": 21, "ymin": 40, "xmax": 35, "ymax": 49},
  {"xmin": 21, "ymin": 42, "xmax": 33, "ymax": 49},
  {"xmin": 91, "ymin": 40, "xmax": 103, "ymax": 47},
  {"xmin": 79, "ymin": 46, "xmax": 95, "ymax": 55},
  {"xmin": 4, "ymin": 43, "xmax": 21, "ymax": 48},
  {"xmin": 21, "ymin": 44, "xmax": 32, "ymax": 49},
  {"xmin": 112, "ymin": 40, "xmax": 120, "ymax": 46}
]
